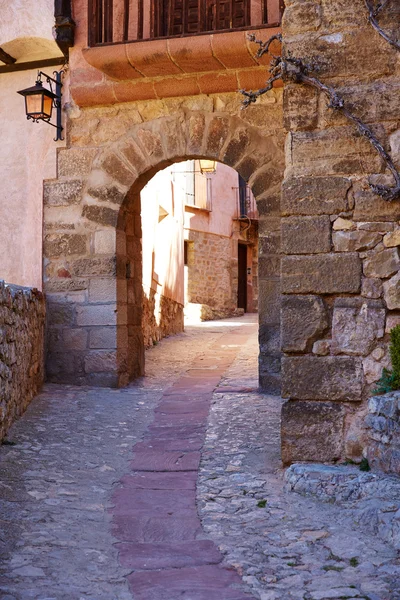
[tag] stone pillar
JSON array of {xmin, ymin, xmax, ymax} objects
[{"xmin": 280, "ymin": 0, "xmax": 400, "ymax": 464}]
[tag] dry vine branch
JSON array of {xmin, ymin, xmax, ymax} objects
[
  {"xmin": 241, "ymin": 33, "xmax": 400, "ymax": 201},
  {"xmin": 365, "ymin": 0, "xmax": 400, "ymax": 51}
]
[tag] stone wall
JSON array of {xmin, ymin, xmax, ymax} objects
[
  {"xmin": 185, "ymin": 230, "xmax": 237, "ymax": 313},
  {"xmin": 0, "ymin": 281, "xmax": 45, "ymax": 441},
  {"xmin": 142, "ymin": 292, "xmax": 184, "ymax": 347},
  {"xmin": 365, "ymin": 393, "xmax": 400, "ymax": 475},
  {"xmin": 281, "ymin": 0, "xmax": 400, "ymax": 464}
]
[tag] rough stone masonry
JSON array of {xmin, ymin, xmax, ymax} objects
[
  {"xmin": 0, "ymin": 281, "xmax": 45, "ymax": 441},
  {"xmin": 280, "ymin": 0, "xmax": 400, "ymax": 465}
]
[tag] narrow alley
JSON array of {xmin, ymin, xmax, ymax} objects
[{"xmin": 0, "ymin": 316, "xmax": 399, "ymax": 600}]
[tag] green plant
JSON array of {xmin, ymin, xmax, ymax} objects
[
  {"xmin": 349, "ymin": 557, "xmax": 359, "ymax": 567},
  {"xmin": 373, "ymin": 325, "xmax": 400, "ymax": 394},
  {"xmin": 359, "ymin": 458, "xmax": 371, "ymax": 472},
  {"xmin": 257, "ymin": 500, "xmax": 267, "ymax": 508}
]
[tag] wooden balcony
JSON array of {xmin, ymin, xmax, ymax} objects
[{"xmin": 88, "ymin": 0, "xmax": 284, "ymax": 46}]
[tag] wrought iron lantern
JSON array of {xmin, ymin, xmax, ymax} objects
[
  {"xmin": 17, "ymin": 70, "xmax": 64, "ymax": 141},
  {"xmin": 199, "ymin": 159, "xmax": 216, "ymax": 174}
]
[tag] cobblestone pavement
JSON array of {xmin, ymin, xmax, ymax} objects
[
  {"xmin": 198, "ymin": 319, "xmax": 400, "ymax": 600},
  {"xmin": 0, "ymin": 316, "xmax": 399, "ymax": 600}
]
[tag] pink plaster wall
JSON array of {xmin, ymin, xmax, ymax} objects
[
  {"xmin": 0, "ymin": 69, "xmax": 65, "ymax": 289},
  {"xmin": 140, "ymin": 166, "xmax": 185, "ymax": 306}
]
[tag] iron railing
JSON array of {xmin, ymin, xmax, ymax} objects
[{"xmin": 88, "ymin": 0, "xmax": 284, "ymax": 45}]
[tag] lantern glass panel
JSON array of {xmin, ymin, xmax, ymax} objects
[
  {"xmin": 199, "ymin": 159, "xmax": 216, "ymax": 174},
  {"xmin": 26, "ymin": 93, "xmax": 44, "ymax": 119},
  {"xmin": 42, "ymin": 94, "xmax": 53, "ymax": 119}
]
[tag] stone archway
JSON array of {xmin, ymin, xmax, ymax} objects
[{"xmin": 44, "ymin": 107, "xmax": 284, "ymax": 389}]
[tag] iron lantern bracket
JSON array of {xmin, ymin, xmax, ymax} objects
[{"xmin": 27, "ymin": 70, "xmax": 64, "ymax": 141}]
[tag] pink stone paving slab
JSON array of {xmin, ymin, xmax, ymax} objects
[
  {"xmin": 116, "ymin": 540, "xmax": 222, "ymax": 570},
  {"xmin": 127, "ymin": 565, "xmax": 254, "ymax": 600},
  {"xmin": 130, "ymin": 450, "xmax": 201, "ymax": 471},
  {"xmin": 111, "ymin": 326, "xmax": 255, "ymax": 599},
  {"xmin": 120, "ymin": 472, "xmax": 198, "ymax": 490},
  {"xmin": 133, "ymin": 437, "xmax": 204, "ymax": 451},
  {"xmin": 145, "ymin": 424, "xmax": 207, "ymax": 438},
  {"xmin": 152, "ymin": 412, "xmax": 209, "ymax": 426},
  {"xmin": 111, "ymin": 488, "xmax": 196, "ymax": 514},
  {"xmin": 112, "ymin": 514, "xmax": 203, "ymax": 542},
  {"xmin": 155, "ymin": 400, "xmax": 210, "ymax": 414}
]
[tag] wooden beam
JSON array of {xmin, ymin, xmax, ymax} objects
[
  {"xmin": 0, "ymin": 57, "xmax": 63, "ymax": 75},
  {"xmin": 0, "ymin": 47, "xmax": 16, "ymax": 65}
]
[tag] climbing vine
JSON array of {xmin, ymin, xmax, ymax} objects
[{"xmin": 241, "ymin": 2, "xmax": 400, "ymax": 201}]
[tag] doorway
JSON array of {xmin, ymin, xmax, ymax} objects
[{"xmin": 238, "ymin": 242, "xmax": 248, "ymax": 312}]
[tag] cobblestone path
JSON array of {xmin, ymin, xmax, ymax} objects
[{"xmin": 0, "ymin": 316, "xmax": 399, "ymax": 600}]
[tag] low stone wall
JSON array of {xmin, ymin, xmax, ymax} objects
[
  {"xmin": 285, "ymin": 464, "xmax": 400, "ymax": 550},
  {"xmin": 365, "ymin": 393, "xmax": 400, "ymax": 475},
  {"xmin": 0, "ymin": 281, "xmax": 45, "ymax": 440},
  {"xmin": 142, "ymin": 292, "xmax": 184, "ymax": 348}
]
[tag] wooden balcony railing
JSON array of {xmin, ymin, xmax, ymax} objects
[{"xmin": 88, "ymin": 0, "xmax": 284, "ymax": 46}]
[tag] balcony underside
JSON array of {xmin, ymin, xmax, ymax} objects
[{"xmin": 73, "ymin": 26, "xmax": 281, "ymax": 106}]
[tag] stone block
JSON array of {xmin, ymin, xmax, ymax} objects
[
  {"xmin": 282, "ymin": 216, "xmax": 331, "ymax": 254},
  {"xmin": 258, "ymin": 279, "xmax": 280, "ymax": 325},
  {"xmin": 250, "ymin": 165, "xmax": 283, "ymax": 198},
  {"xmin": 47, "ymin": 302, "xmax": 75, "ymax": 327},
  {"xmin": 119, "ymin": 137, "xmax": 149, "ymax": 175},
  {"xmin": 97, "ymin": 152, "xmax": 135, "ymax": 187},
  {"xmin": 94, "ymin": 230, "xmax": 116, "ymax": 254},
  {"xmin": 206, "ymin": 117, "xmax": 230, "ymax": 158},
  {"xmin": 282, "ymin": 356, "xmax": 363, "ymax": 401},
  {"xmin": 257, "ymin": 192, "xmax": 281, "ymax": 217},
  {"xmin": 354, "ymin": 189, "xmax": 400, "ymax": 222},
  {"xmin": 383, "ymin": 230, "xmax": 400, "ymax": 248},
  {"xmin": 43, "ymin": 180, "xmax": 83, "ymax": 206},
  {"xmin": 89, "ymin": 278, "xmax": 117, "ymax": 303},
  {"xmin": 258, "ymin": 255, "xmax": 280, "ymax": 278},
  {"xmin": 82, "ymin": 205, "xmax": 119, "ymax": 227},
  {"xmin": 70, "ymin": 257, "xmax": 117, "ymax": 277},
  {"xmin": 137, "ymin": 128, "xmax": 164, "ymax": 162},
  {"xmin": 259, "ymin": 324, "xmax": 280, "ymax": 355},
  {"xmin": 76, "ymin": 304, "xmax": 118, "ymax": 327},
  {"xmin": 44, "ymin": 234, "xmax": 87, "ymax": 258},
  {"xmin": 282, "ymin": 176, "xmax": 352, "ymax": 216},
  {"xmin": 361, "ymin": 277, "xmax": 382, "ymax": 299},
  {"xmin": 281, "ymin": 401, "xmax": 346, "ymax": 466},
  {"xmin": 331, "ymin": 300, "xmax": 385, "ymax": 356},
  {"xmin": 84, "ymin": 350, "xmax": 118, "ymax": 373},
  {"xmin": 89, "ymin": 327, "xmax": 117, "ymax": 349},
  {"xmin": 383, "ymin": 271, "xmax": 400, "ymax": 310},
  {"xmin": 187, "ymin": 114, "xmax": 205, "ymax": 154},
  {"xmin": 288, "ymin": 126, "xmax": 382, "ymax": 176},
  {"xmin": 282, "ymin": 295, "xmax": 328, "ymax": 353},
  {"xmin": 363, "ymin": 248, "xmax": 400, "ymax": 278},
  {"xmin": 282, "ymin": 254, "xmax": 361, "ymax": 294},
  {"xmin": 58, "ymin": 148, "xmax": 98, "ymax": 178},
  {"xmin": 63, "ymin": 328, "xmax": 88, "ymax": 351},
  {"xmin": 285, "ymin": 29, "xmax": 396, "ymax": 80},
  {"xmin": 260, "ymin": 232, "xmax": 280, "ymax": 255},
  {"xmin": 87, "ymin": 184, "xmax": 126, "ymax": 206},
  {"xmin": 283, "ymin": 84, "xmax": 318, "ymax": 131},
  {"xmin": 223, "ymin": 129, "xmax": 252, "ymax": 167},
  {"xmin": 312, "ymin": 340, "xmax": 331, "ymax": 356},
  {"xmin": 333, "ymin": 217, "xmax": 355, "ymax": 231},
  {"xmin": 282, "ymin": 2, "xmax": 321, "ymax": 35},
  {"xmin": 332, "ymin": 231, "xmax": 381, "ymax": 252}
]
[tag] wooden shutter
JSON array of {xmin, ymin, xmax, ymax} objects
[{"xmin": 169, "ymin": 0, "xmax": 201, "ymax": 35}]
